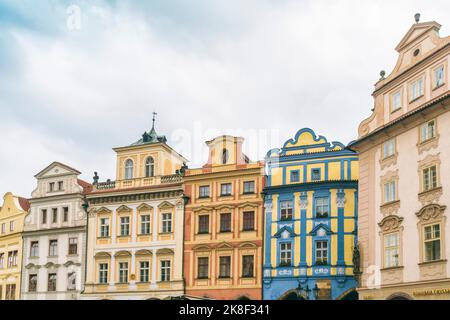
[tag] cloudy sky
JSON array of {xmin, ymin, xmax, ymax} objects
[{"xmin": 0, "ymin": 0, "xmax": 449, "ymax": 198}]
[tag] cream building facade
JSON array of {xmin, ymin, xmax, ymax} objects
[
  {"xmin": 350, "ymin": 15, "xmax": 450, "ymax": 300},
  {"xmin": 21, "ymin": 162, "xmax": 92, "ymax": 300},
  {"xmin": 82, "ymin": 121, "xmax": 188, "ymax": 300}
]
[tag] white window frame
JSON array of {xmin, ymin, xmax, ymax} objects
[
  {"xmin": 118, "ymin": 262, "xmax": 129, "ymax": 283},
  {"xmin": 384, "ymin": 180, "xmax": 396, "ymax": 203},
  {"xmin": 410, "ymin": 77, "xmax": 424, "ymax": 101},
  {"xmin": 162, "ymin": 213, "xmax": 172, "ymax": 233},
  {"xmin": 424, "ymin": 223, "xmax": 441, "ymax": 262},
  {"xmin": 100, "ymin": 218, "xmax": 110, "ymax": 237},
  {"xmin": 384, "ymin": 233, "xmax": 400, "ymax": 268},
  {"xmin": 280, "ymin": 242, "xmax": 292, "ymax": 266},
  {"xmin": 420, "ymin": 120, "xmax": 436, "ymax": 143},
  {"xmin": 382, "ymin": 139, "xmax": 395, "ymax": 159},
  {"xmin": 120, "ymin": 216, "xmax": 130, "ymax": 236},
  {"xmin": 161, "ymin": 260, "xmax": 171, "ymax": 282}
]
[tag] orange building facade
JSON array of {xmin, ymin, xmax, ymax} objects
[{"xmin": 183, "ymin": 136, "xmax": 265, "ymax": 300}]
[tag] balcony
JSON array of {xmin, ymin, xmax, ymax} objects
[{"xmin": 93, "ymin": 174, "xmax": 183, "ymax": 191}]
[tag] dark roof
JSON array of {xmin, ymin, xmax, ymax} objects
[{"xmin": 18, "ymin": 197, "xmax": 30, "ymax": 211}]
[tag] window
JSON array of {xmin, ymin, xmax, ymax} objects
[
  {"xmin": 28, "ymin": 274, "xmax": 37, "ymax": 292},
  {"xmin": 384, "ymin": 181, "xmax": 396, "ymax": 203},
  {"xmin": 420, "ymin": 120, "xmax": 436, "ymax": 143},
  {"xmin": 197, "ymin": 257, "xmax": 209, "ymax": 279},
  {"xmin": 222, "ymin": 149, "xmax": 229, "ymax": 164},
  {"xmin": 316, "ymin": 241, "xmax": 328, "ymax": 265},
  {"xmin": 198, "ymin": 215, "xmax": 210, "ymax": 234},
  {"xmin": 139, "ymin": 261, "xmax": 150, "ymax": 282},
  {"xmin": 315, "ymin": 197, "xmax": 329, "ymax": 218},
  {"xmin": 242, "ymin": 255, "xmax": 254, "ymax": 278},
  {"xmin": 63, "ymin": 207, "xmax": 69, "ymax": 222},
  {"xmin": 280, "ymin": 243, "xmax": 292, "ymax": 266},
  {"xmin": 1, "ymin": 223, "xmax": 5, "ymax": 234},
  {"xmin": 30, "ymin": 241, "xmax": 39, "ymax": 257},
  {"xmin": 161, "ymin": 260, "xmax": 171, "ymax": 282},
  {"xmin": 424, "ymin": 224, "xmax": 441, "ymax": 262},
  {"xmin": 145, "ymin": 157, "xmax": 155, "ymax": 177},
  {"xmin": 125, "ymin": 159, "xmax": 134, "ymax": 180},
  {"xmin": 199, "ymin": 186, "xmax": 210, "ymax": 198},
  {"xmin": 49, "ymin": 182, "xmax": 55, "ymax": 192},
  {"xmin": 220, "ymin": 213, "xmax": 231, "ymax": 232},
  {"xmin": 410, "ymin": 78, "xmax": 424, "ymax": 101},
  {"xmin": 68, "ymin": 238, "xmax": 78, "ymax": 255},
  {"xmin": 120, "ymin": 216, "xmax": 130, "ymax": 236},
  {"xmin": 100, "ymin": 218, "xmax": 110, "ymax": 237},
  {"xmin": 392, "ymin": 90, "xmax": 402, "ymax": 111},
  {"xmin": 280, "ymin": 201, "xmax": 293, "ymax": 221},
  {"xmin": 9, "ymin": 221, "xmax": 14, "ymax": 232},
  {"xmin": 67, "ymin": 272, "xmax": 76, "ymax": 291},
  {"xmin": 220, "ymin": 183, "xmax": 232, "ymax": 196},
  {"xmin": 5, "ymin": 284, "xmax": 16, "ymax": 300},
  {"xmin": 58, "ymin": 181, "xmax": 63, "ymax": 191},
  {"xmin": 383, "ymin": 139, "xmax": 395, "ymax": 159},
  {"xmin": 42, "ymin": 209, "xmax": 47, "ymax": 224},
  {"xmin": 290, "ymin": 170, "xmax": 300, "ymax": 183},
  {"xmin": 312, "ymin": 169, "xmax": 321, "ymax": 181},
  {"xmin": 49, "ymin": 240, "xmax": 58, "ymax": 256},
  {"xmin": 162, "ymin": 213, "xmax": 172, "ymax": 233},
  {"xmin": 423, "ymin": 165, "xmax": 438, "ymax": 192},
  {"xmin": 384, "ymin": 233, "xmax": 400, "ymax": 268},
  {"xmin": 243, "ymin": 181, "xmax": 255, "ymax": 194},
  {"xmin": 243, "ymin": 211, "xmax": 255, "ymax": 231},
  {"xmin": 7, "ymin": 251, "xmax": 18, "ymax": 268},
  {"xmin": 0, "ymin": 253, "xmax": 4, "ymax": 269},
  {"xmin": 118, "ymin": 262, "xmax": 129, "ymax": 283},
  {"xmin": 48, "ymin": 273, "xmax": 57, "ymax": 292},
  {"xmin": 434, "ymin": 65, "xmax": 445, "ymax": 88},
  {"xmin": 99, "ymin": 263, "xmax": 108, "ymax": 284},
  {"xmin": 140, "ymin": 215, "xmax": 151, "ymax": 235},
  {"xmin": 52, "ymin": 208, "xmax": 58, "ymax": 223},
  {"xmin": 219, "ymin": 256, "xmax": 231, "ymax": 278}
]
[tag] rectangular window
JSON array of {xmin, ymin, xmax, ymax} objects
[
  {"xmin": 197, "ymin": 257, "xmax": 209, "ymax": 279},
  {"xmin": 5, "ymin": 284, "xmax": 16, "ymax": 300},
  {"xmin": 434, "ymin": 65, "xmax": 445, "ymax": 88},
  {"xmin": 410, "ymin": 78, "xmax": 424, "ymax": 101},
  {"xmin": 383, "ymin": 139, "xmax": 395, "ymax": 159},
  {"xmin": 120, "ymin": 216, "xmax": 130, "ymax": 236},
  {"xmin": 199, "ymin": 186, "xmax": 210, "ymax": 198},
  {"xmin": 424, "ymin": 224, "xmax": 441, "ymax": 262},
  {"xmin": 30, "ymin": 241, "xmax": 39, "ymax": 257},
  {"xmin": 315, "ymin": 197, "xmax": 329, "ymax": 218},
  {"xmin": 99, "ymin": 263, "xmax": 108, "ymax": 284},
  {"xmin": 1, "ymin": 223, "xmax": 5, "ymax": 234},
  {"xmin": 9, "ymin": 221, "xmax": 14, "ymax": 232},
  {"xmin": 420, "ymin": 120, "xmax": 436, "ymax": 143},
  {"xmin": 280, "ymin": 242, "xmax": 292, "ymax": 266},
  {"xmin": 162, "ymin": 213, "xmax": 172, "ymax": 233},
  {"xmin": 100, "ymin": 218, "xmax": 110, "ymax": 237},
  {"xmin": 423, "ymin": 165, "xmax": 438, "ymax": 192},
  {"xmin": 63, "ymin": 207, "xmax": 69, "ymax": 222},
  {"xmin": 316, "ymin": 241, "xmax": 328, "ymax": 265},
  {"xmin": 49, "ymin": 240, "xmax": 58, "ymax": 256},
  {"xmin": 280, "ymin": 201, "xmax": 293, "ymax": 221},
  {"xmin": 139, "ymin": 261, "xmax": 150, "ymax": 282},
  {"xmin": 0, "ymin": 253, "xmax": 4, "ymax": 269},
  {"xmin": 161, "ymin": 260, "xmax": 171, "ymax": 282},
  {"xmin": 311, "ymin": 169, "xmax": 321, "ymax": 181},
  {"xmin": 220, "ymin": 213, "xmax": 231, "ymax": 232},
  {"xmin": 67, "ymin": 272, "xmax": 76, "ymax": 291},
  {"xmin": 58, "ymin": 181, "xmax": 63, "ymax": 191},
  {"xmin": 243, "ymin": 181, "xmax": 255, "ymax": 194},
  {"xmin": 219, "ymin": 256, "xmax": 231, "ymax": 278},
  {"xmin": 198, "ymin": 215, "xmax": 210, "ymax": 234},
  {"xmin": 220, "ymin": 183, "xmax": 232, "ymax": 196},
  {"xmin": 384, "ymin": 233, "xmax": 400, "ymax": 268},
  {"xmin": 49, "ymin": 182, "xmax": 55, "ymax": 192},
  {"xmin": 28, "ymin": 274, "xmax": 37, "ymax": 292},
  {"xmin": 290, "ymin": 171, "xmax": 300, "ymax": 183},
  {"xmin": 140, "ymin": 215, "xmax": 151, "ymax": 235},
  {"xmin": 118, "ymin": 262, "xmax": 129, "ymax": 283},
  {"xmin": 242, "ymin": 255, "xmax": 254, "ymax": 278},
  {"xmin": 7, "ymin": 251, "xmax": 18, "ymax": 268},
  {"xmin": 384, "ymin": 181, "xmax": 396, "ymax": 203},
  {"xmin": 42, "ymin": 209, "xmax": 47, "ymax": 224},
  {"xmin": 48, "ymin": 273, "xmax": 57, "ymax": 292},
  {"xmin": 392, "ymin": 90, "xmax": 402, "ymax": 111},
  {"xmin": 243, "ymin": 211, "xmax": 255, "ymax": 231},
  {"xmin": 52, "ymin": 208, "xmax": 58, "ymax": 223},
  {"xmin": 68, "ymin": 238, "xmax": 78, "ymax": 255}
]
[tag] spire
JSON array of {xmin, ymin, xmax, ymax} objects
[
  {"xmin": 135, "ymin": 111, "xmax": 167, "ymax": 145},
  {"xmin": 152, "ymin": 111, "xmax": 157, "ymax": 130}
]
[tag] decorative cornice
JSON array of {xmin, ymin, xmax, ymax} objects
[
  {"xmin": 416, "ymin": 203, "xmax": 446, "ymax": 222},
  {"xmin": 378, "ymin": 215, "xmax": 404, "ymax": 233}
]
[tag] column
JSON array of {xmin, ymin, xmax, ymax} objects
[
  {"xmin": 336, "ymin": 189, "xmax": 346, "ymax": 268},
  {"xmin": 299, "ymin": 192, "xmax": 308, "ymax": 271}
]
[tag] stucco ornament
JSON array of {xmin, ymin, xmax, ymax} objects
[
  {"xmin": 378, "ymin": 215, "xmax": 404, "ymax": 232},
  {"xmin": 415, "ymin": 203, "xmax": 446, "ymax": 222}
]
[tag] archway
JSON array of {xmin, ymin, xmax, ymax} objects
[
  {"xmin": 279, "ymin": 290, "xmax": 305, "ymax": 300},
  {"xmin": 236, "ymin": 295, "xmax": 251, "ymax": 300},
  {"xmin": 386, "ymin": 292, "xmax": 413, "ymax": 300},
  {"xmin": 337, "ymin": 288, "xmax": 359, "ymax": 300}
]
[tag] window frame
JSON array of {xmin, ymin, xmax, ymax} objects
[
  {"xmin": 161, "ymin": 212, "xmax": 173, "ymax": 233},
  {"xmin": 423, "ymin": 223, "xmax": 442, "ymax": 263},
  {"xmin": 280, "ymin": 200, "xmax": 293, "ymax": 221},
  {"xmin": 315, "ymin": 240, "xmax": 329, "ymax": 265},
  {"xmin": 124, "ymin": 159, "xmax": 134, "ymax": 180},
  {"xmin": 279, "ymin": 242, "xmax": 292, "ymax": 267}
]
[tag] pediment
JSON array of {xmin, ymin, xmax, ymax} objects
[
  {"xmin": 395, "ymin": 21, "xmax": 441, "ymax": 52},
  {"xmin": 192, "ymin": 244, "xmax": 212, "ymax": 252},
  {"xmin": 158, "ymin": 201, "xmax": 174, "ymax": 209},
  {"xmin": 136, "ymin": 249, "xmax": 152, "ymax": 256},
  {"xmin": 137, "ymin": 203, "xmax": 153, "ymax": 212},
  {"xmin": 309, "ymin": 224, "xmax": 332, "ymax": 236},
  {"xmin": 239, "ymin": 242, "xmax": 257, "ymax": 249},
  {"xmin": 273, "ymin": 225, "xmax": 296, "ymax": 239},
  {"xmin": 34, "ymin": 161, "xmax": 81, "ymax": 178},
  {"xmin": 216, "ymin": 242, "xmax": 234, "ymax": 250},
  {"xmin": 192, "ymin": 205, "xmax": 214, "ymax": 213},
  {"xmin": 116, "ymin": 205, "xmax": 132, "ymax": 213},
  {"xmin": 114, "ymin": 250, "xmax": 132, "ymax": 257},
  {"xmin": 237, "ymin": 202, "xmax": 259, "ymax": 209},
  {"xmin": 44, "ymin": 262, "xmax": 60, "ymax": 269},
  {"xmin": 94, "ymin": 252, "xmax": 111, "ymax": 259},
  {"xmin": 96, "ymin": 207, "xmax": 112, "ymax": 215},
  {"xmin": 25, "ymin": 263, "xmax": 39, "ymax": 269},
  {"xmin": 156, "ymin": 248, "xmax": 174, "ymax": 255}
]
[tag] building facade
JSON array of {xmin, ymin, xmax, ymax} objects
[
  {"xmin": 183, "ymin": 136, "xmax": 264, "ymax": 300},
  {"xmin": 21, "ymin": 162, "xmax": 92, "ymax": 300},
  {"xmin": 0, "ymin": 193, "xmax": 29, "ymax": 300},
  {"xmin": 82, "ymin": 122, "xmax": 187, "ymax": 300},
  {"xmin": 350, "ymin": 16, "xmax": 450, "ymax": 300},
  {"xmin": 263, "ymin": 128, "xmax": 359, "ymax": 300}
]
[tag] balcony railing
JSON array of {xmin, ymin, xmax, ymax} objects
[{"xmin": 93, "ymin": 174, "xmax": 182, "ymax": 191}]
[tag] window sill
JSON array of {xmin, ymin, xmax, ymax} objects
[
  {"xmin": 380, "ymin": 200, "xmax": 400, "ymax": 208},
  {"xmin": 409, "ymin": 94, "xmax": 424, "ymax": 104},
  {"xmin": 196, "ymin": 277, "xmax": 209, "ymax": 280},
  {"xmin": 418, "ymin": 259, "xmax": 447, "ymax": 266},
  {"xmin": 242, "ymin": 192, "xmax": 255, "ymax": 195},
  {"xmin": 116, "ymin": 282, "xmax": 129, "ymax": 285},
  {"xmin": 197, "ymin": 232, "xmax": 210, "ymax": 235},
  {"xmin": 418, "ymin": 186, "xmax": 442, "ymax": 197},
  {"xmin": 432, "ymin": 83, "xmax": 445, "ymax": 91},
  {"xmin": 137, "ymin": 233, "xmax": 152, "ymax": 236},
  {"xmin": 220, "ymin": 194, "xmax": 233, "ymax": 198},
  {"xmin": 198, "ymin": 196, "xmax": 210, "ymax": 200},
  {"xmin": 390, "ymin": 107, "xmax": 402, "ymax": 114},
  {"xmin": 159, "ymin": 232, "xmax": 173, "ymax": 235},
  {"xmin": 242, "ymin": 229, "xmax": 255, "ymax": 232},
  {"xmin": 97, "ymin": 236, "xmax": 110, "ymax": 239},
  {"xmin": 380, "ymin": 266, "xmax": 404, "ymax": 272},
  {"xmin": 419, "ymin": 136, "xmax": 437, "ymax": 146},
  {"xmin": 218, "ymin": 276, "xmax": 231, "ymax": 279},
  {"xmin": 241, "ymin": 276, "xmax": 255, "ymax": 279},
  {"xmin": 219, "ymin": 230, "xmax": 232, "ymax": 234},
  {"xmin": 117, "ymin": 235, "xmax": 130, "ymax": 238}
]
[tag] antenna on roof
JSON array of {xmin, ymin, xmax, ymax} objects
[{"xmin": 414, "ymin": 13, "xmax": 421, "ymax": 24}]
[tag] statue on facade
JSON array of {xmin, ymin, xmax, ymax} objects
[
  {"xmin": 93, "ymin": 172, "xmax": 99, "ymax": 185},
  {"xmin": 352, "ymin": 244, "xmax": 362, "ymax": 284}
]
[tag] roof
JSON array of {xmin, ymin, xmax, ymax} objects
[
  {"xmin": 77, "ymin": 179, "xmax": 93, "ymax": 195},
  {"xmin": 34, "ymin": 161, "xmax": 81, "ymax": 178},
  {"xmin": 18, "ymin": 197, "xmax": 30, "ymax": 211}
]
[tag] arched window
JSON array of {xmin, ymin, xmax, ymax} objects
[
  {"xmin": 145, "ymin": 157, "xmax": 155, "ymax": 177},
  {"xmin": 125, "ymin": 159, "xmax": 134, "ymax": 180},
  {"xmin": 222, "ymin": 149, "xmax": 229, "ymax": 164}
]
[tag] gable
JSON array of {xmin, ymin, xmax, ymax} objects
[
  {"xmin": 35, "ymin": 161, "xmax": 81, "ymax": 179},
  {"xmin": 395, "ymin": 21, "xmax": 441, "ymax": 52}
]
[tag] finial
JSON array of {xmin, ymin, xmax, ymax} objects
[
  {"xmin": 379, "ymin": 70, "xmax": 386, "ymax": 80},
  {"xmin": 152, "ymin": 112, "xmax": 157, "ymax": 130},
  {"xmin": 414, "ymin": 13, "xmax": 420, "ymax": 24}
]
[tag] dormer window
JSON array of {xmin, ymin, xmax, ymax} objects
[
  {"xmin": 145, "ymin": 157, "xmax": 155, "ymax": 177},
  {"xmin": 124, "ymin": 159, "xmax": 134, "ymax": 180},
  {"xmin": 222, "ymin": 149, "xmax": 229, "ymax": 164}
]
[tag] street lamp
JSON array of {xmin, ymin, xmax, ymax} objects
[{"xmin": 313, "ymin": 284, "xmax": 320, "ymax": 300}]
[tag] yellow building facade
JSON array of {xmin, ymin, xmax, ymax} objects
[{"xmin": 0, "ymin": 192, "xmax": 29, "ymax": 300}]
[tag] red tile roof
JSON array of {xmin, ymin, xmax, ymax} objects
[
  {"xmin": 18, "ymin": 197, "xmax": 30, "ymax": 211},
  {"xmin": 77, "ymin": 179, "xmax": 93, "ymax": 195}
]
